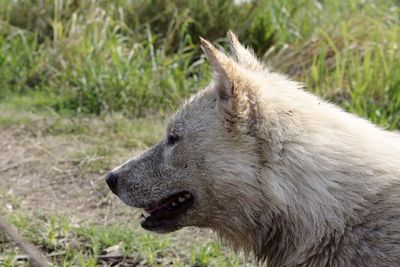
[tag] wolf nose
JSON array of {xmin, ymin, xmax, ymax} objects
[{"xmin": 105, "ymin": 172, "xmax": 118, "ymax": 194}]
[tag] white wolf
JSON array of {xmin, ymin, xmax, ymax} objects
[{"xmin": 106, "ymin": 32, "xmax": 400, "ymax": 266}]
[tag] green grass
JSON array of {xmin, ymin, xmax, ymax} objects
[{"xmin": 1, "ymin": 213, "xmax": 245, "ymax": 267}]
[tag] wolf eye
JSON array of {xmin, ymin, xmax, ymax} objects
[{"xmin": 167, "ymin": 134, "xmax": 180, "ymax": 146}]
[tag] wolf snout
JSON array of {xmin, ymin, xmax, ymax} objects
[{"xmin": 105, "ymin": 172, "xmax": 118, "ymax": 194}]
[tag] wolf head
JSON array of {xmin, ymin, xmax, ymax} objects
[{"xmin": 105, "ymin": 32, "xmax": 276, "ymax": 234}]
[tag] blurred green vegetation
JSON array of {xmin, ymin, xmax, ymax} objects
[{"xmin": 0, "ymin": 0, "xmax": 399, "ymax": 128}]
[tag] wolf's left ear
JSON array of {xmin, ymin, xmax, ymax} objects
[{"xmin": 200, "ymin": 37, "xmax": 245, "ymax": 118}]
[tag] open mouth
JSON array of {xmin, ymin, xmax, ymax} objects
[{"xmin": 140, "ymin": 191, "xmax": 195, "ymax": 232}]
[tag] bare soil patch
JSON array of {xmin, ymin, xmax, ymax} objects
[{"xmin": 0, "ymin": 125, "xmax": 113, "ymax": 221}]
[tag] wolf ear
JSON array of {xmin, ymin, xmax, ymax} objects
[
  {"xmin": 200, "ymin": 37, "xmax": 239, "ymax": 117},
  {"xmin": 227, "ymin": 31, "xmax": 264, "ymax": 71}
]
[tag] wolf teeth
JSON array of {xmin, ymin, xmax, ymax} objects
[
  {"xmin": 171, "ymin": 202, "xmax": 177, "ymax": 206},
  {"xmin": 179, "ymin": 197, "xmax": 186, "ymax": 202},
  {"xmin": 143, "ymin": 210, "xmax": 150, "ymax": 218},
  {"xmin": 184, "ymin": 193, "xmax": 191, "ymax": 199}
]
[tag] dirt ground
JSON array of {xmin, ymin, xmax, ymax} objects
[{"xmin": 0, "ymin": 125, "xmax": 116, "ymax": 221}]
